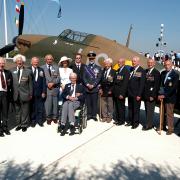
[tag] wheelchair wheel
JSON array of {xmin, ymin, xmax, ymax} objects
[{"xmin": 82, "ymin": 104, "xmax": 87, "ymax": 129}]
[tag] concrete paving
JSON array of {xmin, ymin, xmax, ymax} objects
[{"xmin": 0, "ymin": 104, "xmax": 180, "ymax": 180}]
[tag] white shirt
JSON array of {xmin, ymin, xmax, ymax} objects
[
  {"xmin": 59, "ymin": 67, "xmax": 73, "ymax": 85},
  {"xmin": 105, "ymin": 67, "xmax": 111, "ymax": 78},
  {"xmin": 32, "ymin": 66, "xmax": 38, "ymax": 81},
  {"xmin": 17, "ymin": 67, "xmax": 23, "ymax": 84},
  {"xmin": 0, "ymin": 71, "xmax": 7, "ymax": 92},
  {"xmin": 71, "ymin": 83, "xmax": 76, "ymax": 97}
]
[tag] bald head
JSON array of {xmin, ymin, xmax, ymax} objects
[
  {"xmin": 118, "ymin": 58, "xmax": 125, "ymax": 67},
  {"xmin": 147, "ymin": 58, "xmax": 156, "ymax": 69},
  {"xmin": 132, "ymin": 56, "xmax": 140, "ymax": 67},
  {"xmin": 164, "ymin": 59, "xmax": 173, "ymax": 71},
  {"xmin": 31, "ymin": 57, "xmax": 39, "ymax": 68},
  {"xmin": 0, "ymin": 57, "xmax": 6, "ymax": 70}
]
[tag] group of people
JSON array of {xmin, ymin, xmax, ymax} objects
[{"xmin": 0, "ymin": 50, "xmax": 179, "ymax": 137}]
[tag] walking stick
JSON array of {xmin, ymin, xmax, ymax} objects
[
  {"xmin": 99, "ymin": 94, "xmax": 102, "ymax": 121},
  {"xmin": 158, "ymin": 99, "xmax": 164, "ymax": 135}
]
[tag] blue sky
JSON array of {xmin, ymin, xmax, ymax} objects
[{"xmin": 0, "ymin": 0, "xmax": 180, "ymax": 55}]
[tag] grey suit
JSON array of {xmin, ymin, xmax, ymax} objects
[
  {"xmin": 11, "ymin": 67, "xmax": 33, "ymax": 127},
  {"xmin": 41, "ymin": 64, "xmax": 60, "ymax": 120}
]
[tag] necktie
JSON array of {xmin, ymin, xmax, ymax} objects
[
  {"xmin": 77, "ymin": 65, "xmax": 80, "ymax": 70},
  {"xmin": 0, "ymin": 70, "xmax": 6, "ymax": 89},
  {"xmin": 104, "ymin": 70, "xmax": 108, "ymax": 78},
  {"xmin": 17, "ymin": 68, "xmax": 21, "ymax": 81},
  {"xmin": 70, "ymin": 84, "xmax": 74, "ymax": 96},
  {"xmin": 34, "ymin": 67, "xmax": 37, "ymax": 81},
  {"xmin": 48, "ymin": 65, "xmax": 51, "ymax": 76}
]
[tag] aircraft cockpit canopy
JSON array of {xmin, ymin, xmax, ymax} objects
[{"xmin": 59, "ymin": 29, "xmax": 90, "ymax": 42}]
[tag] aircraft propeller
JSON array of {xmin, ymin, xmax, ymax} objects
[{"xmin": 0, "ymin": 3, "xmax": 24, "ymax": 56}]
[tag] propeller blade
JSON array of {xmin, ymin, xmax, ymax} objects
[
  {"xmin": 18, "ymin": 3, "xmax": 24, "ymax": 35},
  {"xmin": 0, "ymin": 44, "xmax": 16, "ymax": 56}
]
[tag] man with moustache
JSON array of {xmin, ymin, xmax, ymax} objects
[
  {"xmin": 142, "ymin": 58, "xmax": 160, "ymax": 130},
  {"xmin": 127, "ymin": 56, "xmax": 145, "ymax": 129},
  {"xmin": 0, "ymin": 57, "xmax": 13, "ymax": 137},
  {"xmin": 83, "ymin": 51, "xmax": 102, "ymax": 121},
  {"xmin": 41, "ymin": 54, "xmax": 60, "ymax": 125},
  {"xmin": 113, "ymin": 58, "xmax": 130, "ymax": 125}
]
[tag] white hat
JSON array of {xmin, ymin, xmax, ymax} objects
[{"xmin": 59, "ymin": 56, "xmax": 72, "ymax": 64}]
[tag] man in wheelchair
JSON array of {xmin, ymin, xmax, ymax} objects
[{"xmin": 59, "ymin": 72, "xmax": 85, "ymax": 136}]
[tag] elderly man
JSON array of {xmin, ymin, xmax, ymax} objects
[
  {"xmin": 30, "ymin": 57, "xmax": 46, "ymax": 127},
  {"xmin": 83, "ymin": 51, "xmax": 102, "ymax": 121},
  {"xmin": 0, "ymin": 57, "xmax": 13, "ymax": 137},
  {"xmin": 41, "ymin": 54, "xmax": 60, "ymax": 125},
  {"xmin": 127, "ymin": 56, "xmax": 145, "ymax": 129},
  {"xmin": 60, "ymin": 73, "xmax": 85, "ymax": 136},
  {"xmin": 158, "ymin": 59, "xmax": 179, "ymax": 135},
  {"xmin": 99, "ymin": 58, "xmax": 116, "ymax": 123},
  {"xmin": 11, "ymin": 54, "xmax": 33, "ymax": 132},
  {"xmin": 142, "ymin": 58, "xmax": 160, "ymax": 130},
  {"xmin": 113, "ymin": 58, "xmax": 130, "ymax": 125}
]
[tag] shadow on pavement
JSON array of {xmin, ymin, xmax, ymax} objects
[{"xmin": 0, "ymin": 157, "xmax": 180, "ymax": 180}]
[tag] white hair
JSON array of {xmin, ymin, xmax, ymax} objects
[
  {"xmin": 69, "ymin": 72, "xmax": 77, "ymax": 78},
  {"xmin": 13, "ymin": 54, "xmax": 26, "ymax": 63},
  {"xmin": 104, "ymin": 58, "xmax": 113, "ymax": 64}
]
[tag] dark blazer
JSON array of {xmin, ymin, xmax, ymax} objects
[
  {"xmin": 100, "ymin": 68, "xmax": 116, "ymax": 97},
  {"xmin": 62, "ymin": 83, "xmax": 85, "ymax": 104},
  {"xmin": 29, "ymin": 66, "xmax": 47, "ymax": 97},
  {"xmin": 159, "ymin": 69, "xmax": 179, "ymax": 104},
  {"xmin": 69, "ymin": 63, "xmax": 85, "ymax": 84},
  {"xmin": 128, "ymin": 66, "xmax": 146, "ymax": 97},
  {"xmin": 82, "ymin": 64, "xmax": 102, "ymax": 93},
  {"xmin": 143, "ymin": 68, "xmax": 160, "ymax": 100},
  {"xmin": 4, "ymin": 69, "xmax": 13, "ymax": 101},
  {"xmin": 113, "ymin": 66, "xmax": 130, "ymax": 98}
]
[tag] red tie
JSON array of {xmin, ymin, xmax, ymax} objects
[{"xmin": 0, "ymin": 70, "xmax": 6, "ymax": 89}]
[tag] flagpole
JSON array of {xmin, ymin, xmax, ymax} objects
[{"xmin": 3, "ymin": 0, "xmax": 9, "ymax": 58}]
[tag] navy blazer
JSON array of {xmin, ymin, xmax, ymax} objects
[
  {"xmin": 143, "ymin": 68, "xmax": 160, "ymax": 100},
  {"xmin": 82, "ymin": 64, "xmax": 102, "ymax": 93},
  {"xmin": 62, "ymin": 83, "xmax": 85, "ymax": 104},
  {"xmin": 159, "ymin": 69, "xmax": 179, "ymax": 104},
  {"xmin": 29, "ymin": 66, "xmax": 47, "ymax": 97},
  {"xmin": 128, "ymin": 66, "xmax": 146, "ymax": 97},
  {"xmin": 69, "ymin": 63, "xmax": 85, "ymax": 84}
]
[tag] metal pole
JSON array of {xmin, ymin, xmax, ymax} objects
[{"xmin": 3, "ymin": 0, "xmax": 9, "ymax": 58}]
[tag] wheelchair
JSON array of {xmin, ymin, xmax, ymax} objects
[{"xmin": 57, "ymin": 102, "xmax": 87, "ymax": 135}]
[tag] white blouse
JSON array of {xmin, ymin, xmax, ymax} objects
[{"xmin": 59, "ymin": 67, "xmax": 73, "ymax": 86}]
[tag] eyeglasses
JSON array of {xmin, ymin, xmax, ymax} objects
[{"xmin": 76, "ymin": 57, "xmax": 81, "ymax": 59}]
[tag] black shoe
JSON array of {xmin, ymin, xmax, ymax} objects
[
  {"xmin": 0, "ymin": 132, "xmax": 4, "ymax": 137},
  {"xmin": 31, "ymin": 123, "xmax": 36, "ymax": 128},
  {"xmin": 60, "ymin": 131, "xmax": 65, "ymax": 136},
  {"xmin": 93, "ymin": 117, "xmax": 98, "ymax": 121},
  {"xmin": 15, "ymin": 126, "xmax": 22, "ymax": 131},
  {"xmin": 131, "ymin": 124, "xmax": 139, "ymax": 129},
  {"xmin": 22, "ymin": 127, "xmax": 27, "ymax": 132},
  {"xmin": 125, "ymin": 122, "xmax": 132, "ymax": 126},
  {"xmin": 38, "ymin": 123, "xmax": 44, "ymax": 127},
  {"xmin": 87, "ymin": 117, "xmax": 91, "ymax": 120},
  {"xmin": 4, "ymin": 130, "xmax": 11, "ymax": 135},
  {"xmin": 69, "ymin": 125, "xmax": 75, "ymax": 136},
  {"xmin": 142, "ymin": 126, "xmax": 152, "ymax": 131}
]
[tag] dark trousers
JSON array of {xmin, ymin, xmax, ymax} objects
[
  {"xmin": 128, "ymin": 96, "xmax": 141, "ymax": 125},
  {"xmin": 86, "ymin": 92, "xmax": 98, "ymax": 119},
  {"xmin": 31, "ymin": 96, "xmax": 45, "ymax": 125},
  {"xmin": 144, "ymin": 100, "xmax": 156, "ymax": 128},
  {"xmin": 15, "ymin": 98, "xmax": 30, "ymax": 128},
  {"xmin": 114, "ymin": 98, "xmax": 125, "ymax": 123},
  {"xmin": 0, "ymin": 92, "xmax": 8, "ymax": 132}
]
